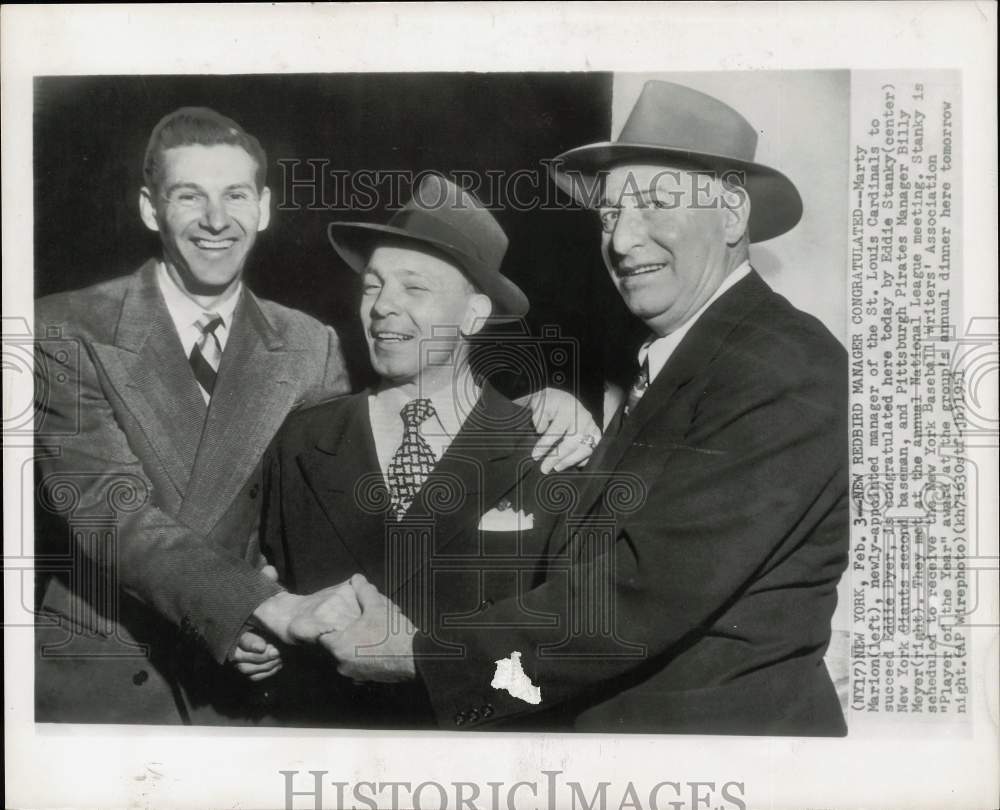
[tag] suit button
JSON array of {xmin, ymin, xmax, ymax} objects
[
  {"xmin": 249, "ymin": 484, "xmax": 260, "ymax": 499},
  {"xmin": 482, "ymin": 704, "xmax": 494, "ymax": 718},
  {"xmin": 132, "ymin": 670, "xmax": 149, "ymax": 686},
  {"xmin": 467, "ymin": 708, "xmax": 480, "ymax": 723},
  {"xmin": 453, "ymin": 711, "xmax": 466, "ymax": 726},
  {"xmin": 478, "ymin": 599, "xmax": 494, "ymax": 612}
]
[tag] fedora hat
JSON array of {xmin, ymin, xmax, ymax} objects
[
  {"xmin": 328, "ymin": 173, "xmax": 529, "ymax": 317},
  {"xmin": 550, "ymin": 80, "xmax": 803, "ymax": 242}
]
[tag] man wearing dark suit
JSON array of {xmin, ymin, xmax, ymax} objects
[
  {"xmin": 35, "ymin": 118, "xmax": 593, "ymax": 727},
  {"xmin": 326, "ymin": 82, "xmax": 849, "ymax": 736},
  {"xmin": 33, "ymin": 107, "xmax": 366, "ymax": 725},
  {"xmin": 257, "ymin": 175, "xmax": 565, "ymax": 728}
]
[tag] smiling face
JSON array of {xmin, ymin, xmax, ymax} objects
[
  {"xmin": 360, "ymin": 243, "xmax": 491, "ymax": 390},
  {"xmin": 599, "ymin": 163, "xmax": 749, "ymax": 335},
  {"xmin": 140, "ymin": 143, "xmax": 271, "ymax": 301}
]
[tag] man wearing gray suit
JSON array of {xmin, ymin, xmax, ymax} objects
[
  {"xmin": 34, "ymin": 107, "xmax": 595, "ymax": 725},
  {"xmin": 33, "ymin": 107, "xmax": 362, "ymax": 724}
]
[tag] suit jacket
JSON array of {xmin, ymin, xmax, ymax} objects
[
  {"xmin": 34, "ymin": 259, "xmax": 350, "ymax": 724},
  {"xmin": 260, "ymin": 383, "xmax": 552, "ymax": 728},
  {"xmin": 415, "ymin": 270, "xmax": 850, "ymax": 736}
]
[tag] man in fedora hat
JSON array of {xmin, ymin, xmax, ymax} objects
[
  {"xmin": 331, "ymin": 81, "xmax": 850, "ymax": 736},
  {"xmin": 33, "ymin": 108, "xmax": 594, "ymax": 726},
  {"xmin": 253, "ymin": 174, "xmax": 568, "ymax": 727}
]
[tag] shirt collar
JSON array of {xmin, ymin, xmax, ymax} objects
[
  {"xmin": 371, "ymin": 376, "xmax": 482, "ymax": 441},
  {"xmin": 639, "ymin": 261, "xmax": 752, "ymax": 383},
  {"xmin": 156, "ymin": 261, "xmax": 242, "ymax": 347}
]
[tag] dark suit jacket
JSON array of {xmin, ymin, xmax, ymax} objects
[
  {"xmin": 260, "ymin": 383, "xmax": 552, "ymax": 728},
  {"xmin": 34, "ymin": 259, "xmax": 350, "ymax": 724},
  {"xmin": 415, "ymin": 270, "xmax": 850, "ymax": 736}
]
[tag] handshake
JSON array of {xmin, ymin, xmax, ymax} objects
[{"xmin": 230, "ymin": 569, "xmax": 419, "ymax": 684}]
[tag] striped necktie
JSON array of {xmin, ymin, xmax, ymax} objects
[
  {"xmin": 387, "ymin": 398, "xmax": 438, "ymax": 520},
  {"xmin": 189, "ymin": 313, "xmax": 224, "ymax": 399}
]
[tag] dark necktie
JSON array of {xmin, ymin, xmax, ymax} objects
[
  {"xmin": 387, "ymin": 398, "xmax": 438, "ymax": 520},
  {"xmin": 189, "ymin": 313, "xmax": 223, "ymax": 398},
  {"xmin": 605, "ymin": 356, "xmax": 651, "ymax": 439},
  {"xmin": 624, "ymin": 356, "xmax": 650, "ymax": 416}
]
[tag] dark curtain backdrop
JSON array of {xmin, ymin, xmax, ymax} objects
[{"xmin": 34, "ymin": 73, "xmax": 639, "ymax": 411}]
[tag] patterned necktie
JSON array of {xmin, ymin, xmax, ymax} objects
[
  {"xmin": 189, "ymin": 313, "xmax": 224, "ymax": 399},
  {"xmin": 623, "ymin": 356, "xmax": 650, "ymax": 417},
  {"xmin": 387, "ymin": 398, "xmax": 438, "ymax": 520}
]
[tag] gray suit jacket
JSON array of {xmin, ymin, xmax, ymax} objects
[{"xmin": 34, "ymin": 259, "xmax": 350, "ymax": 724}]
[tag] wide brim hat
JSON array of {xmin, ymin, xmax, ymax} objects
[
  {"xmin": 328, "ymin": 173, "xmax": 529, "ymax": 317},
  {"xmin": 549, "ymin": 81, "xmax": 803, "ymax": 243}
]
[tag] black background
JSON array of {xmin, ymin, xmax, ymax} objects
[{"xmin": 34, "ymin": 73, "xmax": 640, "ymax": 409}]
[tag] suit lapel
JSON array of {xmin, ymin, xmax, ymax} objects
[
  {"xmin": 558, "ymin": 270, "xmax": 773, "ymax": 552},
  {"xmin": 179, "ymin": 291, "xmax": 301, "ymax": 532},
  {"xmin": 387, "ymin": 384, "xmax": 537, "ymax": 599},
  {"xmin": 91, "ymin": 260, "xmax": 205, "ymax": 498},
  {"xmin": 295, "ymin": 393, "xmax": 395, "ymax": 589},
  {"xmin": 296, "ymin": 385, "xmax": 536, "ymax": 594}
]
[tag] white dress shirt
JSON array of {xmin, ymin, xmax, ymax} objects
[
  {"xmin": 156, "ymin": 261, "xmax": 241, "ymax": 357},
  {"xmin": 369, "ymin": 380, "xmax": 482, "ymax": 481},
  {"xmin": 639, "ymin": 261, "xmax": 752, "ymax": 384},
  {"xmin": 156, "ymin": 262, "xmax": 242, "ymax": 402}
]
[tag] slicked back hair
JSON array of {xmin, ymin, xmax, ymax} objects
[{"xmin": 143, "ymin": 106, "xmax": 267, "ymax": 193}]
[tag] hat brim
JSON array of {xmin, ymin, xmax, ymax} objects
[
  {"xmin": 327, "ymin": 221, "xmax": 529, "ymax": 318},
  {"xmin": 550, "ymin": 142, "xmax": 803, "ymax": 243}
]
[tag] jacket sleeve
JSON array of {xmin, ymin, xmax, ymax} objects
[
  {"xmin": 34, "ymin": 320, "xmax": 282, "ymax": 664},
  {"xmin": 258, "ymin": 431, "xmax": 289, "ymax": 588},
  {"xmin": 318, "ymin": 325, "xmax": 352, "ymax": 402},
  {"xmin": 413, "ymin": 338, "xmax": 848, "ymax": 727}
]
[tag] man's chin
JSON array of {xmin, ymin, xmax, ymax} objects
[
  {"xmin": 621, "ymin": 298, "xmax": 683, "ymax": 333},
  {"xmin": 370, "ymin": 356, "xmax": 418, "ymax": 384},
  {"xmin": 376, "ymin": 372, "xmax": 420, "ymax": 389},
  {"xmin": 172, "ymin": 262, "xmax": 244, "ymax": 297},
  {"xmin": 622, "ymin": 296, "xmax": 667, "ymax": 321}
]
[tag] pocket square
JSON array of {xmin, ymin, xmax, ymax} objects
[{"xmin": 478, "ymin": 501, "xmax": 534, "ymax": 532}]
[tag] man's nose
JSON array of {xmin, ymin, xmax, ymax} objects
[
  {"xmin": 609, "ymin": 206, "xmax": 646, "ymax": 258},
  {"xmin": 199, "ymin": 197, "xmax": 231, "ymax": 232},
  {"xmin": 369, "ymin": 286, "xmax": 401, "ymax": 318}
]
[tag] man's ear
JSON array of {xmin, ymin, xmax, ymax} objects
[
  {"xmin": 257, "ymin": 187, "xmax": 272, "ymax": 232},
  {"xmin": 139, "ymin": 187, "xmax": 160, "ymax": 233},
  {"xmin": 721, "ymin": 183, "xmax": 751, "ymax": 246},
  {"xmin": 462, "ymin": 293, "xmax": 493, "ymax": 337}
]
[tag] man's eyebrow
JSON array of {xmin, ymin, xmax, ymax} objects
[
  {"xmin": 162, "ymin": 181, "xmax": 257, "ymax": 195},
  {"xmin": 363, "ymin": 266, "xmax": 435, "ymax": 282},
  {"xmin": 599, "ymin": 188, "xmax": 662, "ymax": 207},
  {"xmin": 163, "ymin": 181, "xmax": 205, "ymax": 196},
  {"xmin": 394, "ymin": 268, "xmax": 435, "ymax": 283}
]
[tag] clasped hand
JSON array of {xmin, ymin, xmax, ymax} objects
[{"xmin": 232, "ymin": 572, "xmax": 416, "ymax": 684}]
